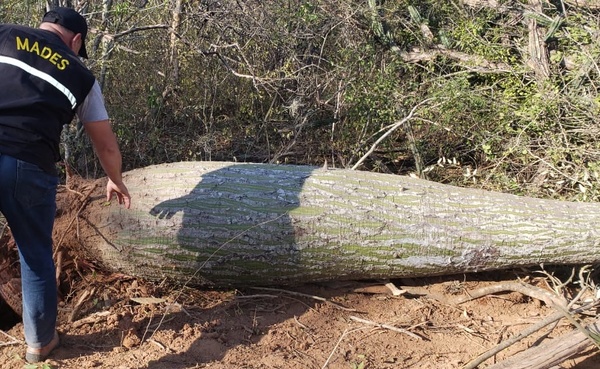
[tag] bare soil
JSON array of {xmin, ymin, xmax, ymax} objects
[{"xmin": 1, "ymin": 182, "xmax": 600, "ymax": 369}]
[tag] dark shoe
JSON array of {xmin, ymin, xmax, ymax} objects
[{"xmin": 25, "ymin": 331, "xmax": 60, "ymax": 363}]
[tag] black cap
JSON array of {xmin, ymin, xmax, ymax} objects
[{"xmin": 42, "ymin": 7, "xmax": 88, "ymax": 58}]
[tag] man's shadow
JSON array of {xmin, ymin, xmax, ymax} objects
[
  {"xmin": 141, "ymin": 162, "xmax": 328, "ymax": 367},
  {"xmin": 147, "ymin": 162, "xmax": 317, "ymax": 287}
]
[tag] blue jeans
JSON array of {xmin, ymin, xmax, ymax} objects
[{"xmin": 0, "ymin": 154, "xmax": 58, "ymax": 349}]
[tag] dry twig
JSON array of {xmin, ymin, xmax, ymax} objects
[
  {"xmin": 0, "ymin": 329, "xmax": 22, "ymax": 346},
  {"xmin": 148, "ymin": 338, "xmax": 171, "ymax": 352},
  {"xmin": 351, "ymin": 98, "xmax": 433, "ymax": 170},
  {"xmin": 321, "ymin": 327, "xmax": 369, "ymax": 369},
  {"xmin": 71, "ymin": 310, "xmax": 111, "ymax": 328},
  {"xmin": 250, "ymin": 286, "xmax": 357, "ymax": 312},
  {"xmin": 349, "ymin": 315, "xmax": 423, "ymax": 340},
  {"xmin": 69, "ymin": 287, "xmax": 97, "ymax": 322}
]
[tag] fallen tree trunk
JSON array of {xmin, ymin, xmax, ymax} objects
[{"xmin": 79, "ymin": 161, "xmax": 600, "ymax": 287}]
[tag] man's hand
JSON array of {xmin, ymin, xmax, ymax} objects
[{"xmin": 107, "ymin": 178, "xmax": 131, "ymax": 209}]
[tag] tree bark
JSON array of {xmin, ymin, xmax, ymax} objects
[
  {"xmin": 163, "ymin": 0, "xmax": 182, "ymax": 99},
  {"xmin": 527, "ymin": 0, "xmax": 551, "ymax": 81},
  {"xmin": 80, "ymin": 161, "xmax": 600, "ymax": 287}
]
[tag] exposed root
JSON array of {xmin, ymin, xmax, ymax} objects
[
  {"xmin": 53, "ymin": 183, "xmax": 98, "ymax": 259},
  {"xmin": 455, "ymin": 281, "xmax": 567, "ymax": 308}
]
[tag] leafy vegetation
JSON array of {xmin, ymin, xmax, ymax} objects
[{"xmin": 2, "ymin": 0, "xmax": 600, "ymax": 201}]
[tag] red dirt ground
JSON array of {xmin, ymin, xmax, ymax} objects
[{"xmin": 1, "ymin": 182, "xmax": 599, "ymax": 369}]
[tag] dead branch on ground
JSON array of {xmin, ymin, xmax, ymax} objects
[{"xmin": 460, "ymin": 266, "xmax": 600, "ymax": 369}]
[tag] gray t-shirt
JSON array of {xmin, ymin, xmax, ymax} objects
[{"xmin": 76, "ymin": 80, "xmax": 109, "ymax": 123}]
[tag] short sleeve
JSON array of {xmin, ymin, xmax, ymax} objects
[{"xmin": 76, "ymin": 80, "xmax": 109, "ymax": 123}]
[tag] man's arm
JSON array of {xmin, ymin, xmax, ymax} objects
[
  {"xmin": 77, "ymin": 80, "xmax": 131, "ymax": 209},
  {"xmin": 84, "ymin": 119, "xmax": 131, "ymax": 209}
]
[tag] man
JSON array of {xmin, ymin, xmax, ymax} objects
[{"xmin": 0, "ymin": 7, "xmax": 131, "ymax": 362}]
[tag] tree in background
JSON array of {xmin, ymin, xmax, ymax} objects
[{"xmin": 1, "ymin": 0, "xmax": 600, "ymax": 201}]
